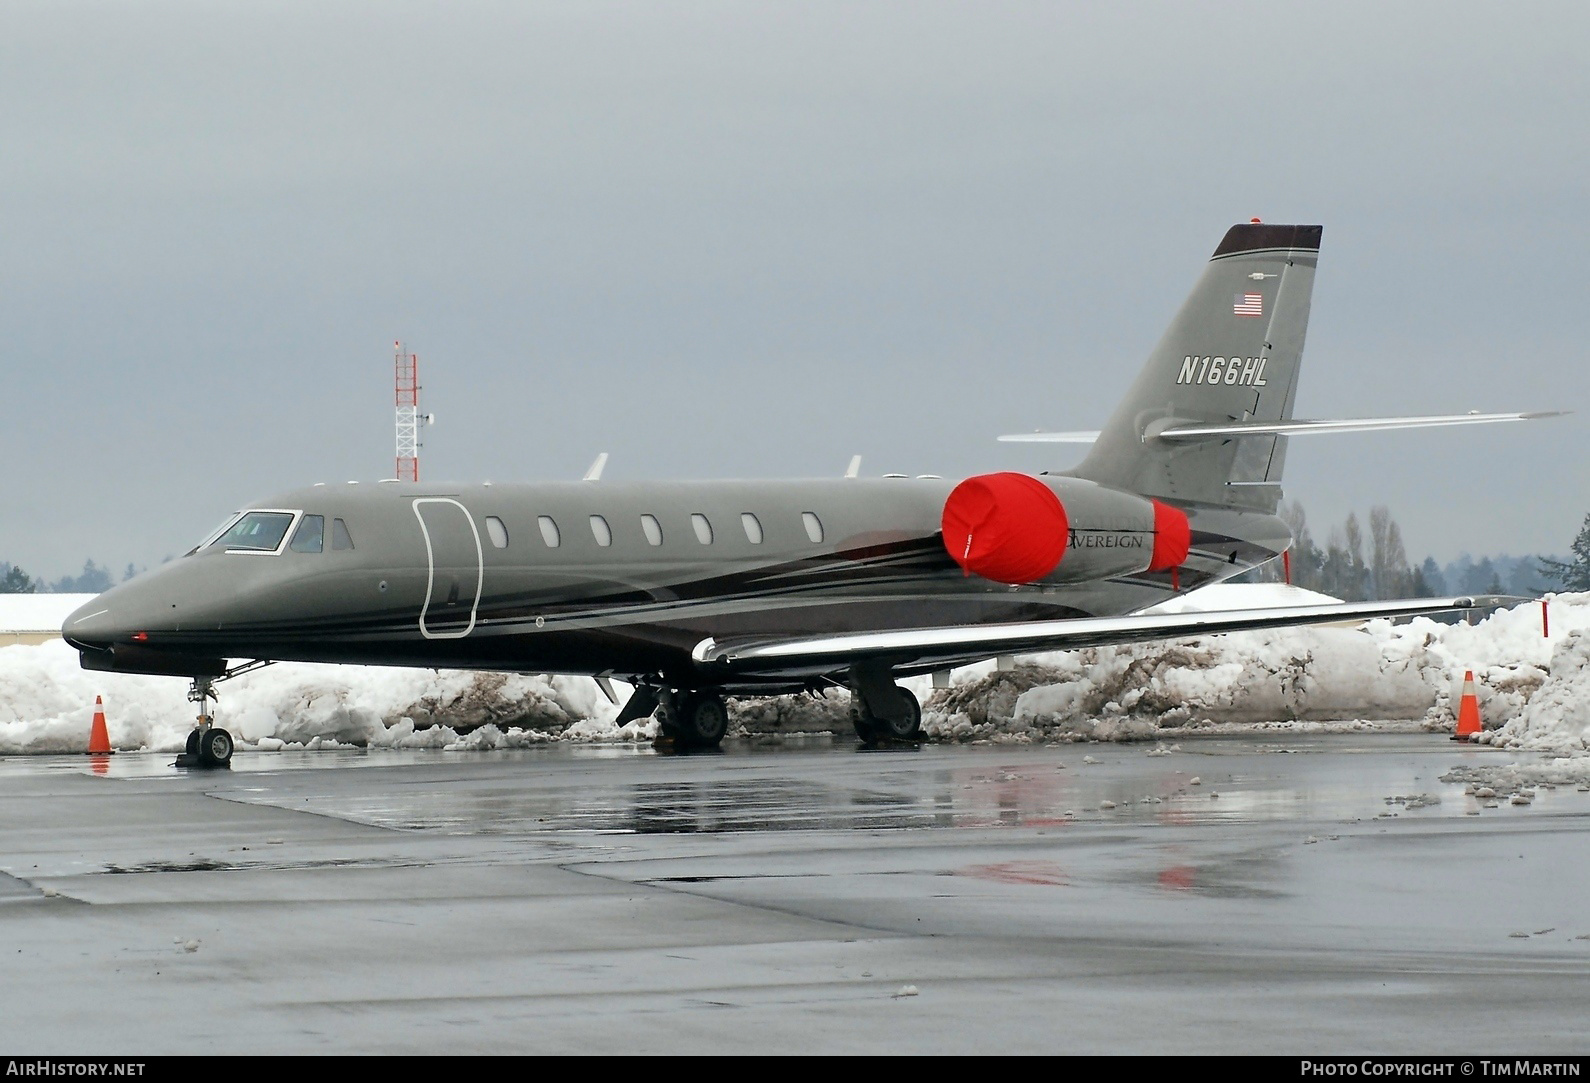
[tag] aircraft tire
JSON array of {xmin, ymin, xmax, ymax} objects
[
  {"xmin": 185, "ymin": 729, "xmax": 201, "ymax": 757},
  {"xmin": 878, "ymin": 687, "xmax": 922, "ymax": 741},
  {"xmin": 675, "ymin": 692, "xmax": 728, "ymax": 750},
  {"xmin": 852, "ymin": 687, "xmax": 921, "ymax": 742},
  {"xmin": 198, "ymin": 728, "xmax": 234, "ymax": 768}
]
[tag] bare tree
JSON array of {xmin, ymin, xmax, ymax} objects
[
  {"xmin": 1382, "ymin": 519, "xmax": 1409, "ymax": 598},
  {"xmin": 1343, "ymin": 513, "xmax": 1369, "ymax": 600},
  {"xmin": 1368, "ymin": 505, "xmax": 1411, "ymax": 599},
  {"xmin": 1278, "ymin": 500, "xmax": 1324, "ymax": 590}
]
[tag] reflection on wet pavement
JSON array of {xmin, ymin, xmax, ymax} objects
[{"xmin": 195, "ymin": 734, "xmax": 1538, "ymax": 837}]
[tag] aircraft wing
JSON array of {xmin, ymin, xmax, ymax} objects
[{"xmin": 691, "ymin": 595, "xmax": 1516, "ymax": 678}]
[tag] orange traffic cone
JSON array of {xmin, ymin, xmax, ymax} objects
[
  {"xmin": 1451, "ymin": 671, "xmax": 1482, "ymax": 742},
  {"xmin": 86, "ymin": 696, "xmax": 114, "ymax": 755}
]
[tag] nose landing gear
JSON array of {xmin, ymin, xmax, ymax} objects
[{"xmin": 175, "ymin": 676, "xmax": 233, "ymax": 769}]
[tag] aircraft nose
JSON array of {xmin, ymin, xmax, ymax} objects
[
  {"xmin": 62, "ymin": 595, "xmax": 125, "ymax": 649},
  {"xmin": 61, "ymin": 581, "xmax": 172, "ymax": 649}
]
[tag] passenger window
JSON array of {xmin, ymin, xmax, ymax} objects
[
  {"xmin": 691, "ymin": 513, "xmax": 713, "ymax": 544},
  {"xmin": 289, "ymin": 514, "xmax": 325, "ymax": 553},
  {"xmin": 741, "ymin": 513, "xmax": 763, "ymax": 544},
  {"xmin": 590, "ymin": 515, "xmax": 612, "ymax": 547},
  {"xmin": 538, "ymin": 515, "xmax": 561, "ymax": 547},
  {"xmin": 486, "ymin": 516, "xmax": 509, "ymax": 549},
  {"xmin": 214, "ymin": 511, "xmax": 295, "ymax": 553},
  {"xmin": 641, "ymin": 514, "xmax": 663, "ymax": 546},
  {"xmin": 802, "ymin": 512, "xmax": 824, "ymax": 544},
  {"xmin": 332, "ymin": 518, "xmax": 354, "ymax": 551}
]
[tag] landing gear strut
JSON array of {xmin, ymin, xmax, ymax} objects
[
  {"xmin": 176, "ymin": 676, "xmax": 233, "ymax": 769},
  {"xmin": 849, "ymin": 665, "xmax": 923, "ymax": 743},
  {"xmin": 656, "ymin": 689, "xmax": 729, "ymax": 751}
]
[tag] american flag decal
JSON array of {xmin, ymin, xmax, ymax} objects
[{"xmin": 1233, "ymin": 292, "xmax": 1263, "ymax": 317}]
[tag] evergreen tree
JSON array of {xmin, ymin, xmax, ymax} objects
[
  {"xmin": 1419, "ymin": 556, "xmax": 1447, "ymax": 596},
  {"xmin": 51, "ymin": 560, "xmax": 114, "ymax": 594},
  {"xmin": 1466, "ymin": 557, "xmax": 1498, "ymax": 595},
  {"xmin": 1540, "ymin": 512, "xmax": 1590, "ymax": 590},
  {"xmin": 0, "ymin": 563, "xmax": 37, "ymax": 594}
]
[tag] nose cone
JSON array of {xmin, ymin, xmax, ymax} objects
[
  {"xmin": 62, "ymin": 589, "xmax": 126, "ymax": 648},
  {"xmin": 62, "ymin": 579, "xmax": 171, "ymax": 649}
]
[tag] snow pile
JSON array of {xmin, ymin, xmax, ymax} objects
[
  {"xmin": 0, "ymin": 594, "xmax": 97, "ymax": 634},
  {"xmin": 917, "ymin": 593, "xmax": 1585, "ymax": 747},
  {"xmin": 0, "ymin": 640, "xmax": 638, "ymax": 754},
  {"xmin": 919, "ymin": 625, "xmax": 1435, "ymax": 743},
  {"xmin": 1479, "ymin": 628, "xmax": 1590, "ymax": 753},
  {"xmin": 3, "ymin": 590, "xmax": 1586, "ymax": 755},
  {"xmin": 1143, "ymin": 582, "xmax": 1342, "ymax": 614}
]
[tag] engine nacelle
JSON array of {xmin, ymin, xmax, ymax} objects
[
  {"xmin": 941, "ymin": 472, "xmax": 1069, "ymax": 583},
  {"xmin": 941, "ymin": 473, "xmax": 1189, "ymax": 585}
]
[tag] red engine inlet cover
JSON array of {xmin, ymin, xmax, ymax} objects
[
  {"xmin": 1149, "ymin": 499, "xmax": 1191, "ymax": 571},
  {"xmin": 941, "ymin": 472, "xmax": 1068, "ymax": 583}
]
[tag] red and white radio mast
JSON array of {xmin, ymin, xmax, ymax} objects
[{"xmin": 394, "ymin": 341, "xmax": 422, "ymax": 482}]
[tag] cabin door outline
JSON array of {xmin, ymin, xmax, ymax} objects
[{"xmin": 413, "ymin": 498, "xmax": 484, "ymax": 639}]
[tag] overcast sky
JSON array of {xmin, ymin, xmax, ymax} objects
[{"xmin": 3, "ymin": 1, "xmax": 1587, "ymax": 581}]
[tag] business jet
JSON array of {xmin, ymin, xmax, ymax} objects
[{"xmin": 63, "ymin": 222, "xmax": 1557, "ymax": 765}]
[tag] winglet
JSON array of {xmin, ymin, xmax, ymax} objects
[
  {"xmin": 583, "ymin": 452, "xmax": 609, "ymax": 482},
  {"xmin": 844, "ymin": 455, "xmax": 862, "ymax": 478}
]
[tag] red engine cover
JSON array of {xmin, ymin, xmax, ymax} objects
[
  {"xmin": 941, "ymin": 472, "xmax": 1068, "ymax": 583},
  {"xmin": 1149, "ymin": 499, "xmax": 1191, "ymax": 571}
]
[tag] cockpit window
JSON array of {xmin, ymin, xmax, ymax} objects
[
  {"xmin": 289, "ymin": 515, "xmax": 325, "ymax": 553},
  {"xmin": 211, "ymin": 511, "xmax": 296, "ymax": 553},
  {"xmin": 332, "ymin": 518, "xmax": 355, "ymax": 551},
  {"xmin": 186, "ymin": 512, "xmax": 243, "ymax": 556}
]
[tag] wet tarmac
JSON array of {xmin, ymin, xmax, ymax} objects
[{"xmin": 2, "ymin": 733, "xmax": 1588, "ymax": 1053}]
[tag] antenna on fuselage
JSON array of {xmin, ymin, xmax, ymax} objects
[
  {"xmin": 583, "ymin": 452, "xmax": 609, "ymax": 481},
  {"xmin": 844, "ymin": 455, "xmax": 862, "ymax": 479}
]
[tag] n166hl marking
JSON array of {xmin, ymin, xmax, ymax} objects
[{"xmin": 1176, "ymin": 355, "xmax": 1268, "ymax": 387}]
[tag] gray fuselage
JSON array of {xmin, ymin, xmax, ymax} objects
[{"xmin": 65, "ymin": 475, "xmax": 1287, "ymax": 692}]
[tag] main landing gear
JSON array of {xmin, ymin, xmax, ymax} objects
[
  {"xmin": 848, "ymin": 664, "xmax": 923, "ymax": 744},
  {"xmin": 175, "ymin": 676, "xmax": 233, "ymax": 769},
  {"xmin": 654, "ymin": 688, "xmax": 730, "ymax": 752}
]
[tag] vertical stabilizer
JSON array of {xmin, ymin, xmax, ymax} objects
[{"xmin": 1072, "ymin": 223, "xmax": 1322, "ymax": 510}]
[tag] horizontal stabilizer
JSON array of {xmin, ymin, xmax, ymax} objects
[
  {"xmin": 1156, "ymin": 410, "xmax": 1568, "ymax": 441},
  {"xmin": 1000, "ymin": 411, "xmax": 1565, "ymax": 444},
  {"xmin": 998, "ymin": 431, "xmax": 1102, "ymax": 443}
]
